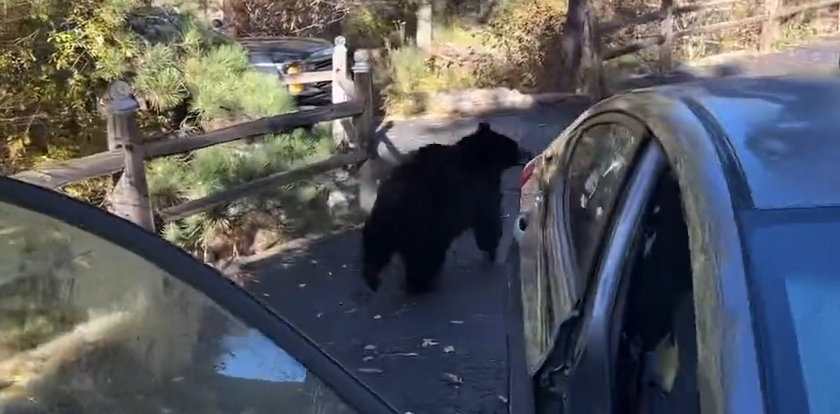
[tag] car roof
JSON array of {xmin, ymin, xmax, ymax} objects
[{"xmin": 649, "ymin": 76, "xmax": 840, "ymax": 210}]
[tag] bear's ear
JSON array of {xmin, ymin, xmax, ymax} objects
[{"xmin": 477, "ymin": 122, "xmax": 491, "ymax": 132}]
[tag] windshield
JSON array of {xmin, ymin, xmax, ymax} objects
[{"xmin": 742, "ymin": 207, "xmax": 840, "ymax": 414}]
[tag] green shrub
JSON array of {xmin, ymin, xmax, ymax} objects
[{"xmin": 153, "ymin": 125, "xmax": 335, "ymax": 255}]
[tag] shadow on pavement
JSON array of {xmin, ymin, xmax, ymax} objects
[{"xmin": 243, "ymin": 223, "xmax": 514, "ymax": 414}]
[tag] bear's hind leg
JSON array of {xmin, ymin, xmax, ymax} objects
[
  {"xmin": 400, "ymin": 245, "xmax": 448, "ymax": 294},
  {"xmin": 472, "ymin": 198, "xmax": 503, "ymax": 263}
]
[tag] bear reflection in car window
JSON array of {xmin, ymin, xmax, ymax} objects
[{"xmin": 0, "ymin": 201, "xmax": 357, "ymax": 413}]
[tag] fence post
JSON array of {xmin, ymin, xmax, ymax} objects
[
  {"xmin": 352, "ymin": 49, "xmax": 380, "ymax": 214},
  {"xmin": 579, "ymin": 4, "xmax": 606, "ymax": 100},
  {"xmin": 332, "ymin": 36, "xmax": 351, "ymax": 149},
  {"xmin": 659, "ymin": 0, "xmax": 675, "ymax": 73},
  {"xmin": 102, "ymin": 81, "xmax": 154, "ymax": 232},
  {"xmin": 417, "ymin": 0, "xmax": 433, "ymax": 48},
  {"xmin": 352, "ymin": 49, "xmax": 375, "ymax": 157},
  {"xmin": 836, "ymin": 1, "xmax": 840, "ymax": 33},
  {"xmin": 760, "ymin": 0, "xmax": 781, "ymax": 52},
  {"xmin": 559, "ymin": 0, "xmax": 586, "ymax": 93}
]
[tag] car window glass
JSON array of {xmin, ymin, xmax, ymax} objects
[
  {"xmin": 520, "ymin": 122, "xmax": 643, "ymax": 374},
  {"xmin": 566, "ymin": 123, "xmax": 642, "ymax": 291},
  {"xmin": 0, "ymin": 200, "xmax": 359, "ymax": 413}
]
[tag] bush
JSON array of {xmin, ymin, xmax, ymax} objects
[
  {"xmin": 475, "ymin": 0, "xmax": 568, "ymax": 91},
  {"xmin": 0, "ymin": 0, "xmax": 344, "ymax": 262},
  {"xmin": 153, "ymin": 126, "xmax": 335, "ymax": 258}
]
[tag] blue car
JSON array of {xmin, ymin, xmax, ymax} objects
[{"xmin": 507, "ymin": 76, "xmax": 840, "ymax": 414}]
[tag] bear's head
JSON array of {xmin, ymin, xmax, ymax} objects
[{"xmin": 457, "ymin": 122, "xmax": 533, "ymax": 171}]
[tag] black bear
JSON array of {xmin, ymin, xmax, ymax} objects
[{"xmin": 361, "ymin": 122, "xmax": 532, "ymax": 293}]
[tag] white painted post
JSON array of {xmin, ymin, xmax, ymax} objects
[{"xmin": 332, "ymin": 36, "xmax": 351, "ymax": 150}]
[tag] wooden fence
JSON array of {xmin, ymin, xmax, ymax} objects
[
  {"xmin": 11, "ymin": 36, "xmax": 377, "ymax": 232},
  {"xmin": 567, "ymin": 0, "xmax": 840, "ymax": 98}
]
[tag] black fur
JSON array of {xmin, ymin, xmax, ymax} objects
[{"xmin": 361, "ymin": 122, "xmax": 531, "ymax": 293}]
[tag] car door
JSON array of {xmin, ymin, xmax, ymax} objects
[
  {"xmin": 0, "ymin": 176, "xmax": 397, "ymax": 414},
  {"xmin": 556, "ymin": 141, "xmax": 669, "ymax": 414},
  {"xmin": 514, "ymin": 112, "xmax": 649, "ymax": 413}
]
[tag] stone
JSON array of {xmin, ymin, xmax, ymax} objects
[{"xmin": 327, "ymin": 189, "xmax": 351, "ymax": 216}]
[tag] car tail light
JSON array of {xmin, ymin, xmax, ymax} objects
[{"xmin": 519, "ymin": 155, "xmax": 541, "ymax": 190}]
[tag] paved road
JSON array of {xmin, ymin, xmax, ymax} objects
[{"xmin": 243, "ymin": 37, "xmax": 840, "ymax": 414}]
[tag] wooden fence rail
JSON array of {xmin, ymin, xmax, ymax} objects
[
  {"xmin": 570, "ymin": 0, "xmax": 840, "ymax": 98},
  {"xmin": 11, "ymin": 36, "xmax": 377, "ymax": 232}
]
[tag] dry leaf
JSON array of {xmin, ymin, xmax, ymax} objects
[
  {"xmin": 443, "ymin": 345, "xmax": 455, "ymax": 353},
  {"xmin": 421, "ymin": 338, "xmax": 438, "ymax": 347},
  {"xmin": 442, "ymin": 372, "xmax": 463, "ymax": 386},
  {"xmin": 357, "ymin": 368, "xmax": 383, "ymax": 374}
]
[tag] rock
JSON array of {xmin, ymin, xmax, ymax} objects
[
  {"xmin": 251, "ymin": 228, "xmax": 283, "ymax": 252},
  {"xmin": 327, "ymin": 189, "xmax": 351, "ymax": 216}
]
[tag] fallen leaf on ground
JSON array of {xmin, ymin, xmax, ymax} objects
[
  {"xmin": 421, "ymin": 338, "xmax": 438, "ymax": 347},
  {"xmin": 364, "ymin": 344, "xmax": 377, "ymax": 351},
  {"xmin": 373, "ymin": 314, "xmax": 382, "ymax": 319},
  {"xmin": 389, "ymin": 352, "xmax": 419, "ymax": 357},
  {"xmin": 363, "ymin": 356, "xmax": 374, "ymax": 362},
  {"xmin": 498, "ymin": 395, "xmax": 509, "ymax": 404},
  {"xmin": 357, "ymin": 368, "xmax": 383, "ymax": 374},
  {"xmin": 443, "ymin": 345, "xmax": 455, "ymax": 353},
  {"xmin": 298, "ymin": 283, "xmax": 306, "ymax": 288},
  {"xmin": 441, "ymin": 373, "xmax": 463, "ymax": 386},
  {"xmin": 449, "ymin": 320, "xmax": 464, "ymax": 325}
]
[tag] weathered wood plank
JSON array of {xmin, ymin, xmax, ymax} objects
[
  {"xmin": 605, "ymin": 35, "xmax": 665, "ymax": 60},
  {"xmin": 158, "ymin": 150, "xmax": 367, "ymax": 222},
  {"xmin": 605, "ymin": 13, "xmax": 766, "ymax": 60},
  {"xmin": 11, "ymin": 101, "xmax": 364, "ymax": 189},
  {"xmin": 599, "ymin": 0, "xmax": 738, "ymax": 35},
  {"xmin": 778, "ymin": 0, "xmax": 840, "ymax": 18},
  {"xmin": 283, "ymin": 70, "xmax": 332, "ymax": 84},
  {"xmin": 677, "ymin": 14, "xmax": 765, "ymax": 37}
]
